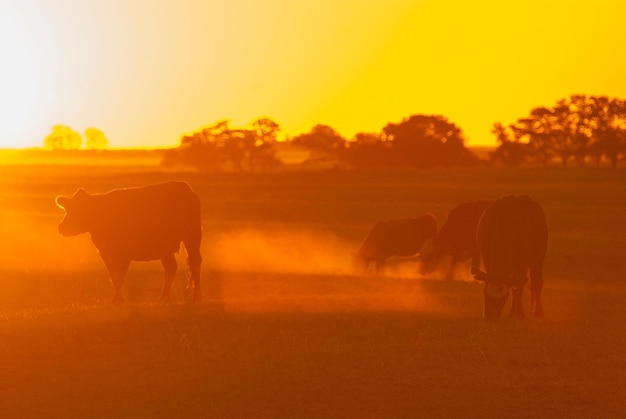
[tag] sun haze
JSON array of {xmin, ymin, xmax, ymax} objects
[{"xmin": 2, "ymin": 0, "xmax": 625, "ymax": 149}]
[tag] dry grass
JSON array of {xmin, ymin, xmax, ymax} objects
[{"xmin": 0, "ymin": 165, "xmax": 625, "ymax": 417}]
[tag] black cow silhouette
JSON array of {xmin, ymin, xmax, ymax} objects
[
  {"xmin": 420, "ymin": 200, "xmax": 492, "ymax": 279},
  {"xmin": 56, "ymin": 181, "xmax": 202, "ymax": 303},
  {"xmin": 471, "ymin": 195, "xmax": 548, "ymax": 320},
  {"xmin": 354, "ymin": 215, "xmax": 437, "ymax": 275}
]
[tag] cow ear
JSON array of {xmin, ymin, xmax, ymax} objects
[
  {"xmin": 73, "ymin": 188, "xmax": 91, "ymax": 199},
  {"xmin": 471, "ymin": 266, "xmax": 488, "ymax": 282},
  {"xmin": 56, "ymin": 196, "xmax": 71, "ymax": 210}
]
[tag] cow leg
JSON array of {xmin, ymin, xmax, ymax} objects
[
  {"xmin": 159, "ymin": 253, "xmax": 178, "ymax": 303},
  {"xmin": 367, "ymin": 260, "xmax": 374, "ymax": 275},
  {"xmin": 187, "ymin": 252, "xmax": 202, "ymax": 302},
  {"xmin": 445, "ymin": 254, "xmax": 460, "ymax": 280},
  {"xmin": 530, "ymin": 264, "xmax": 544, "ymax": 318},
  {"xmin": 509, "ymin": 286, "xmax": 525, "ymax": 319},
  {"xmin": 100, "ymin": 254, "xmax": 129, "ymax": 304},
  {"xmin": 374, "ymin": 259, "xmax": 385, "ymax": 276},
  {"xmin": 183, "ymin": 237, "xmax": 203, "ymax": 303},
  {"xmin": 470, "ymin": 249, "xmax": 481, "ymax": 271}
]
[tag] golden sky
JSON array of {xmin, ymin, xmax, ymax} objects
[{"xmin": 1, "ymin": 0, "xmax": 625, "ymax": 148}]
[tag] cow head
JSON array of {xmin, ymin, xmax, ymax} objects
[
  {"xmin": 56, "ymin": 188, "xmax": 93, "ymax": 237},
  {"xmin": 471, "ymin": 266, "xmax": 510, "ymax": 321}
]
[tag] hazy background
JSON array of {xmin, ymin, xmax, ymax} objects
[{"xmin": 2, "ymin": 0, "xmax": 626, "ymax": 148}]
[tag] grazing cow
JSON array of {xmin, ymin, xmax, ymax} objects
[
  {"xmin": 56, "ymin": 181, "xmax": 203, "ymax": 303},
  {"xmin": 420, "ymin": 200, "xmax": 492, "ymax": 280},
  {"xmin": 471, "ymin": 195, "xmax": 548, "ymax": 320},
  {"xmin": 354, "ymin": 215, "xmax": 437, "ymax": 275}
]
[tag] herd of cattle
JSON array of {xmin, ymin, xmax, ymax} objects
[{"xmin": 55, "ymin": 181, "xmax": 548, "ymax": 320}]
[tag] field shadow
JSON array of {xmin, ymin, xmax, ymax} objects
[{"xmin": 1, "ymin": 286, "xmax": 624, "ymax": 418}]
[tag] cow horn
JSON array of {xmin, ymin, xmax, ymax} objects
[
  {"xmin": 73, "ymin": 188, "xmax": 91, "ymax": 198},
  {"xmin": 56, "ymin": 196, "xmax": 71, "ymax": 210}
]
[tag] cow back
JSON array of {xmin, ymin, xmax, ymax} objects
[
  {"xmin": 89, "ymin": 182, "xmax": 201, "ymax": 259},
  {"xmin": 357, "ymin": 215, "xmax": 437, "ymax": 261},
  {"xmin": 477, "ymin": 195, "xmax": 547, "ymax": 285},
  {"xmin": 437, "ymin": 200, "xmax": 492, "ymax": 252}
]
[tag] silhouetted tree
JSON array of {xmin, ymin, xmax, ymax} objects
[
  {"xmin": 224, "ymin": 129, "xmax": 256, "ymax": 171},
  {"xmin": 494, "ymin": 94, "xmax": 626, "ymax": 167},
  {"xmin": 84, "ymin": 127, "xmax": 109, "ymax": 150},
  {"xmin": 383, "ymin": 115, "xmax": 477, "ymax": 167},
  {"xmin": 183, "ymin": 132, "xmax": 222, "ymax": 170},
  {"xmin": 43, "ymin": 125, "xmax": 82, "ymax": 150},
  {"xmin": 292, "ymin": 124, "xmax": 347, "ymax": 166},
  {"xmin": 490, "ymin": 123, "xmax": 529, "ymax": 166},
  {"xmin": 345, "ymin": 132, "xmax": 392, "ymax": 169},
  {"xmin": 546, "ymin": 104, "xmax": 573, "ymax": 166},
  {"xmin": 252, "ymin": 118, "xmax": 280, "ymax": 144},
  {"xmin": 567, "ymin": 95, "xmax": 595, "ymax": 166},
  {"xmin": 163, "ymin": 118, "xmax": 281, "ymax": 172},
  {"xmin": 516, "ymin": 108, "xmax": 559, "ymax": 166},
  {"xmin": 250, "ymin": 118, "xmax": 282, "ymax": 171},
  {"xmin": 588, "ymin": 96, "xmax": 626, "ymax": 167}
]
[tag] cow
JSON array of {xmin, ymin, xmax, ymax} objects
[
  {"xmin": 419, "ymin": 200, "xmax": 492, "ymax": 280},
  {"xmin": 471, "ymin": 195, "xmax": 548, "ymax": 320},
  {"xmin": 56, "ymin": 181, "xmax": 203, "ymax": 304},
  {"xmin": 353, "ymin": 215, "xmax": 437, "ymax": 275}
]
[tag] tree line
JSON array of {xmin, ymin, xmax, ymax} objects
[
  {"xmin": 44, "ymin": 94, "xmax": 626, "ymax": 169},
  {"xmin": 43, "ymin": 125, "xmax": 109, "ymax": 150},
  {"xmin": 162, "ymin": 114, "xmax": 479, "ymax": 172},
  {"xmin": 163, "ymin": 94, "xmax": 625, "ymax": 171},
  {"xmin": 492, "ymin": 95, "xmax": 626, "ymax": 167},
  {"xmin": 161, "ymin": 118, "xmax": 282, "ymax": 172}
]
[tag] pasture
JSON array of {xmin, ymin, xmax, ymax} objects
[{"xmin": 0, "ymin": 164, "xmax": 625, "ymax": 417}]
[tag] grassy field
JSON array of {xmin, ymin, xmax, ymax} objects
[{"xmin": 0, "ymin": 165, "xmax": 625, "ymax": 417}]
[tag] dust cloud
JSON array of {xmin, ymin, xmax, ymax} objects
[
  {"xmin": 206, "ymin": 226, "xmax": 442, "ymax": 279},
  {"xmin": 202, "ymin": 227, "xmax": 451, "ymax": 315},
  {"xmin": 0, "ymin": 217, "xmax": 450, "ymax": 315},
  {"xmin": 206, "ymin": 227, "xmax": 355, "ymax": 275}
]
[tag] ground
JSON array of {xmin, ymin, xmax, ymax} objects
[{"xmin": 0, "ymin": 165, "xmax": 624, "ymax": 417}]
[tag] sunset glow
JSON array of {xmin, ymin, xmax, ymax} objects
[{"xmin": 2, "ymin": 0, "xmax": 625, "ymax": 148}]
